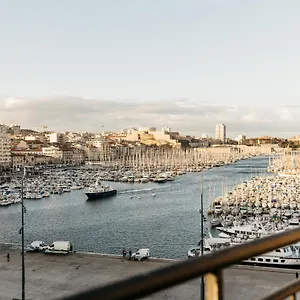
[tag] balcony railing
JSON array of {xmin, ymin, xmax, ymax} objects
[{"xmin": 57, "ymin": 227, "xmax": 300, "ymax": 300}]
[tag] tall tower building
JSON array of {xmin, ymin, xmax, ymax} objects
[{"xmin": 215, "ymin": 123, "xmax": 226, "ymax": 143}]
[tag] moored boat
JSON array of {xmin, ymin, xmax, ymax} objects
[{"xmin": 187, "ymin": 236, "xmax": 300, "ymax": 269}]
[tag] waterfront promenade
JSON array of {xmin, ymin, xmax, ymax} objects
[{"xmin": 0, "ymin": 250, "xmax": 296, "ymax": 300}]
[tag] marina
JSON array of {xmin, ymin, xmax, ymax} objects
[
  {"xmin": 0, "ymin": 156, "xmax": 270, "ymax": 259},
  {"xmin": 209, "ymin": 174, "xmax": 300, "ymax": 233},
  {"xmin": 186, "ymin": 162, "xmax": 300, "ymax": 268}
]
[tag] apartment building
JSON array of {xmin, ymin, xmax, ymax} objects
[
  {"xmin": 42, "ymin": 146, "xmax": 63, "ymax": 159},
  {"xmin": 49, "ymin": 132, "xmax": 65, "ymax": 144},
  {"xmin": 215, "ymin": 123, "xmax": 226, "ymax": 144},
  {"xmin": 61, "ymin": 147, "xmax": 85, "ymax": 165},
  {"xmin": 0, "ymin": 124, "xmax": 11, "ymax": 170}
]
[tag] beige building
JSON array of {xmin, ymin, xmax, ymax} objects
[
  {"xmin": 12, "ymin": 153, "xmax": 52, "ymax": 170},
  {"xmin": 61, "ymin": 147, "xmax": 85, "ymax": 165},
  {"xmin": 0, "ymin": 124, "xmax": 11, "ymax": 170},
  {"xmin": 125, "ymin": 128, "xmax": 181, "ymax": 147},
  {"xmin": 86, "ymin": 140, "xmax": 114, "ymax": 160},
  {"xmin": 42, "ymin": 146, "xmax": 63, "ymax": 159},
  {"xmin": 15, "ymin": 139, "xmax": 44, "ymax": 150},
  {"xmin": 83, "ymin": 146, "xmax": 101, "ymax": 161}
]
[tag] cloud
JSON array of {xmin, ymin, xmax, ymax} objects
[{"xmin": 0, "ymin": 97, "xmax": 298, "ymax": 137}]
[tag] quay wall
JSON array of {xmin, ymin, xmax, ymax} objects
[{"xmin": 0, "ymin": 248, "xmax": 297, "ymax": 300}]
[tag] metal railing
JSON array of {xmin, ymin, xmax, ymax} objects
[{"xmin": 57, "ymin": 227, "xmax": 300, "ymax": 300}]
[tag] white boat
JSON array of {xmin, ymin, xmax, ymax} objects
[
  {"xmin": 278, "ymin": 172, "xmax": 294, "ymax": 177},
  {"xmin": 289, "ymin": 217, "xmax": 299, "ymax": 226},
  {"xmin": 210, "ymin": 217, "xmax": 221, "ymax": 227},
  {"xmin": 214, "ymin": 205, "xmax": 223, "ymax": 215},
  {"xmin": 187, "ymin": 236, "xmax": 300, "ymax": 268}
]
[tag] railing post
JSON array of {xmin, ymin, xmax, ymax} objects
[{"xmin": 204, "ymin": 270, "xmax": 223, "ymax": 300}]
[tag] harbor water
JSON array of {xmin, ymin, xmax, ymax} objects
[{"xmin": 0, "ymin": 156, "xmax": 271, "ymax": 258}]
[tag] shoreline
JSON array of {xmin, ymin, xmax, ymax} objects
[{"xmin": 0, "ymin": 245, "xmax": 297, "ymax": 274}]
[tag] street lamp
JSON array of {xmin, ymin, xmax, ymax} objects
[
  {"xmin": 20, "ymin": 166, "xmax": 26, "ymax": 300},
  {"xmin": 200, "ymin": 170, "xmax": 205, "ymax": 300}
]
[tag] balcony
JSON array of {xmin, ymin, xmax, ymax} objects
[{"xmin": 56, "ymin": 227, "xmax": 300, "ymax": 300}]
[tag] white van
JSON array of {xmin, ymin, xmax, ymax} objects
[
  {"xmin": 131, "ymin": 248, "xmax": 150, "ymax": 261},
  {"xmin": 44, "ymin": 241, "xmax": 73, "ymax": 255}
]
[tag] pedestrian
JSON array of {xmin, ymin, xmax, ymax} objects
[
  {"xmin": 296, "ymin": 272, "xmax": 299, "ymax": 279},
  {"xmin": 122, "ymin": 248, "xmax": 127, "ymax": 257},
  {"xmin": 129, "ymin": 249, "xmax": 132, "ymax": 260},
  {"xmin": 6, "ymin": 253, "xmax": 10, "ymax": 262}
]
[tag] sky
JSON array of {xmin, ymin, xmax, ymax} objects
[{"xmin": 1, "ymin": 0, "xmax": 300, "ymax": 138}]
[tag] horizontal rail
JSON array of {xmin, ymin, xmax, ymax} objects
[
  {"xmin": 261, "ymin": 279, "xmax": 300, "ymax": 300},
  {"xmin": 58, "ymin": 227, "xmax": 300, "ymax": 300}
]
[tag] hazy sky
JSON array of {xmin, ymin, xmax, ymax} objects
[{"xmin": 1, "ymin": 1, "xmax": 300, "ymax": 137}]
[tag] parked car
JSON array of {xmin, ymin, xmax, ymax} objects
[{"xmin": 26, "ymin": 241, "xmax": 49, "ymax": 252}]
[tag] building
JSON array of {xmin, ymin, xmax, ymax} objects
[
  {"xmin": 14, "ymin": 139, "xmax": 44, "ymax": 150},
  {"xmin": 49, "ymin": 133, "xmax": 65, "ymax": 144},
  {"xmin": 80, "ymin": 145, "xmax": 101, "ymax": 161},
  {"xmin": 215, "ymin": 124, "xmax": 226, "ymax": 144},
  {"xmin": 125, "ymin": 128, "xmax": 181, "ymax": 147},
  {"xmin": 61, "ymin": 147, "xmax": 85, "ymax": 165},
  {"xmin": 42, "ymin": 146, "xmax": 63, "ymax": 160},
  {"xmin": 11, "ymin": 153, "xmax": 52, "ymax": 170},
  {"xmin": 236, "ymin": 135, "xmax": 246, "ymax": 144},
  {"xmin": 0, "ymin": 124, "xmax": 11, "ymax": 170},
  {"xmin": 8, "ymin": 124, "xmax": 21, "ymax": 135}
]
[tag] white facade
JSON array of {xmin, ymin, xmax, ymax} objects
[
  {"xmin": 86, "ymin": 140, "xmax": 106, "ymax": 148},
  {"xmin": 0, "ymin": 124, "xmax": 11, "ymax": 167},
  {"xmin": 25, "ymin": 135, "xmax": 36, "ymax": 141},
  {"xmin": 42, "ymin": 146, "xmax": 63, "ymax": 159},
  {"xmin": 235, "ymin": 135, "xmax": 246, "ymax": 142},
  {"xmin": 162, "ymin": 127, "xmax": 171, "ymax": 132},
  {"xmin": 49, "ymin": 133, "xmax": 65, "ymax": 144},
  {"xmin": 215, "ymin": 124, "xmax": 226, "ymax": 143}
]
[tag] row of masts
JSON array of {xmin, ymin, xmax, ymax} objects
[
  {"xmin": 268, "ymin": 150, "xmax": 300, "ymax": 174},
  {"xmin": 89, "ymin": 147, "xmax": 269, "ymax": 172}
]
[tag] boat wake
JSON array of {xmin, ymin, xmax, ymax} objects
[
  {"xmin": 119, "ymin": 185, "xmax": 172, "ymax": 194},
  {"xmin": 120, "ymin": 188, "xmax": 154, "ymax": 194}
]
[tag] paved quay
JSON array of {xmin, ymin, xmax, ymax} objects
[{"xmin": 0, "ymin": 249, "xmax": 298, "ymax": 300}]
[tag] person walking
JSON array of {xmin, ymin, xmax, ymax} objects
[
  {"xmin": 129, "ymin": 249, "xmax": 132, "ymax": 260},
  {"xmin": 6, "ymin": 253, "xmax": 10, "ymax": 262},
  {"xmin": 296, "ymin": 272, "xmax": 299, "ymax": 279},
  {"xmin": 122, "ymin": 248, "xmax": 127, "ymax": 257}
]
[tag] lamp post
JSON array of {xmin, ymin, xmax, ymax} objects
[
  {"xmin": 200, "ymin": 170, "xmax": 205, "ymax": 300},
  {"xmin": 21, "ymin": 166, "xmax": 26, "ymax": 300}
]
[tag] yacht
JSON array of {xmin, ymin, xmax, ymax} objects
[
  {"xmin": 187, "ymin": 236, "xmax": 300, "ymax": 268},
  {"xmin": 85, "ymin": 181, "xmax": 117, "ymax": 200}
]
